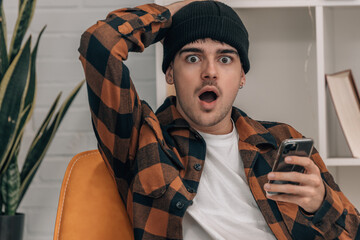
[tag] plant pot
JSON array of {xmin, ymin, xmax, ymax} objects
[{"xmin": 0, "ymin": 213, "xmax": 25, "ymax": 240}]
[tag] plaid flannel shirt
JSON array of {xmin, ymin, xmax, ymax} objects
[{"xmin": 79, "ymin": 3, "xmax": 360, "ymax": 240}]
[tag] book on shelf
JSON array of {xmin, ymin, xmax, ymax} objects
[{"xmin": 325, "ymin": 69, "xmax": 360, "ymax": 158}]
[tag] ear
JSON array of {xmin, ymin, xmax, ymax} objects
[
  {"xmin": 240, "ymin": 68, "xmax": 246, "ymax": 87},
  {"xmin": 165, "ymin": 62, "xmax": 174, "ymax": 85}
]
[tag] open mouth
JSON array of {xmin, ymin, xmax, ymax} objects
[{"xmin": 199, "ymin": 91, "xmax": 218, "ymax": 103}]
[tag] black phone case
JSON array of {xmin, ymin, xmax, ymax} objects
[{"xmin": 267, "ymin": 138, "xmax": 314, "ymax": 194}]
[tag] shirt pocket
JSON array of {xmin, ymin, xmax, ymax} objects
[{"xmin": 132, "ymin": 123, "xmax": 179, "ymax": 198}]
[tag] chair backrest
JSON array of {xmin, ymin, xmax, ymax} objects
[{"xmin": 54, "ymin": 150, "xmax": 134, "ymax": 240}]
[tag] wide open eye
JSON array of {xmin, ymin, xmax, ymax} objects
[
  {"xmin": 219, "ymin": 56, "xmax": 232, "ymax": 64},
  {"xmin": 186, "ymin": 55, "xmax": 200, "ymax": 63}
]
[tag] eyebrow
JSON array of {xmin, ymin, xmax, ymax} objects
[
  {"xmin": 219, "ymin": 49, "xmax": 239, "ymax": 55},
  {"xmin": 178, "ymin": 48, "xmax": 239, "ymax": 56},
  {"xmin": 178, "ymin": 48, "xmax": 203, "ymax": 56}
]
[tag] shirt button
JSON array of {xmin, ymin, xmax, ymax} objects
[
  {"xmin": 194, "ymin": 134, "xmax": 201, "ymax": 140},
  {"xmin": 157, "ymin": 14, "xmax": 166, "ymax": 21},
  {"xmin": 314, "ymin": 221, "xmax": 322, "ymax": 227},
  {"xmin": 193, "ymin": 163, "xmax": 202, "ymax": 171},
  {"xmin": 176, "ymin": 201, "xmax": 184, "ymax": 209},
  {"xmin": 187, "ymin": 187, "xmax": 194, "ymax": 193}
]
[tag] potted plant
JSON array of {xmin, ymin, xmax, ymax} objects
[{"xmin": 0, "ymin": 0, "xmax": 84, "ymax": 239}]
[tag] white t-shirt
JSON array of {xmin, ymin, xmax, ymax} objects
[{"xmin": 183, "ymin": 122, "xmax": 276, "ymax": 240}]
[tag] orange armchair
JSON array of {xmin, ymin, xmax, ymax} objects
[{"xmin": 54, "ymin": 150, "xmax": 134, "ymax": 240}]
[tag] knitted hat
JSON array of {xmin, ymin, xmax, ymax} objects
[{"xmin": 162, "ymin": 1, "xmax": 250, "ymax": 74}]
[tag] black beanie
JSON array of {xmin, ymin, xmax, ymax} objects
[{"xmin": 162, "ymin": 1, "xmax": 250, "ymax": 74}]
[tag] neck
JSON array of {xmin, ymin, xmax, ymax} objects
[{"xmin": 186, "ymin": 112, "xmax": 233, "ymax": 135}]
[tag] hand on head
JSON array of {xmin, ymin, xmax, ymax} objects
[{"xmin": 166, "ymin": 0, "xmax": 219, "ymax": 17}]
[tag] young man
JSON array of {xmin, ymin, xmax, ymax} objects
[{"xmin": 79, "ymin": 0, "xmax": 360, "ymax": 239}]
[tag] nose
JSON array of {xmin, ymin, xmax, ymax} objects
[{"xmin": 201, "ymin": 59, "xmax": 218, "ymax": 81}]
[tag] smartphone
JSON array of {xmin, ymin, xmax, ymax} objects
[{"xmin": 267, "ymin": 138, "xmax": 314, "ymax": 195}]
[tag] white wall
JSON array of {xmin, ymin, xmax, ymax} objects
[{"xmin": 3, "ymin": 0, "xmax": 154, "ymax": 239}]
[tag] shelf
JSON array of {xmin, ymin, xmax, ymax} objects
[
  {"xmin": 323, "ymin": 6, "xmax": 360, "ymax": 160},
  {"xmin": 325, "ymin": 158, "xmax": 360, "ymax": 166},
  {"xmin": 229, "ymin": 0, "xmax": 360, "ymax": 8},
  {"xmin": 158, "ymin": 0, "xmax": 360, "ymax": 8}
]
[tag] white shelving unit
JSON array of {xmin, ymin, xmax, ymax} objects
[{"xmin": 154, "ymin": 0, "xmax": 360, "ymax": 167}]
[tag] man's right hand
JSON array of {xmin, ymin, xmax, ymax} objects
[
  {"xmin": 166, "ymin": 0, "xmax": 217, "ymax": 17},
  {"xmin": 161, "ymin": 0, "xmax": 218, "ymax": 44}
]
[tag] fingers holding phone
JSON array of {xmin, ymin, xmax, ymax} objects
[{"xmin": 264, "ymin": 139, "xmax": 325, "ymax": 214}]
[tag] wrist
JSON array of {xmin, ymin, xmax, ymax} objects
[{"xmin": 165, "ymin": 1, "xmax": 185, "ymax": 16}]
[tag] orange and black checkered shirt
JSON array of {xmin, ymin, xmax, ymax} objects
[{"xmin": 79, "ymin": 3, "xmax": 360, "ymax": 240}]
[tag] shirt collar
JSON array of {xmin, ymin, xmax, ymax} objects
[
  {"xmin": 155, "ymin": 96, "xmax": 189, "ymax": 128},
  {"xmin": 231, "ymin": 107, "xmax": 277, "ymax": 150}
]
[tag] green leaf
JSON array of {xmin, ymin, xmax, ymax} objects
[
  {"xmin": 32, "ymin": 92, "xmax": 61, "ymax": 151},
  {"xmin": 0, "ymin": 0, "xmax": 8, "ymax": 80},
  {"xmin": 23, "ymin": 25, "xmax": 46, "ymax": 123},
  {"xmin": 2, "ymin": 27, "xmax": 46, "ymax": 177},
  {"xmin": 0, "ymin": 25, "xmax": 44, "ymax": 177},
  {"xmin": 53, "ymin": 80, "xmax": 85, "ymax": 125},
  {"xmin": 9, "ymin": 0, "xmax": 37, "ymax": 62},
  {"xmin": 0, "ymin": 184, "xmax": 3, "ymax": 214},
  {"xmin": 0, "ymin": 105, "xmax": 28, "ymax": 214},
  {"xmin": 0, "ymin": 104, "xmax": 30, "ymax": 177},
  {"xmin": 16, "ymin": 92, "xmax": 61, "ymax": 207},
  {"xmin": 18, "ymin": 80, "xmax": 84, "ymax": 205},
  {"xmin": 0, "ymin": 172, "xmax": 3, "ymax": 214},
  {"xmin": 0, "ymin": 38, "xmax": 31, "ymax": 175},
  {"xmin": 0, "ymin": 144, "xmax": 20, "ymax": 216},
  {"xmin": 19, "ymin": 0, "xmax": 26, "ymax": 13}
]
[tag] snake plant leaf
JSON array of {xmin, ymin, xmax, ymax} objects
[
  {"xmin": 0, "ymin": 106, "xmax": 29, "ymax": 214},
  {"xmin": 19, "ymin": 0, "xmax": 26, "ymax": 13},
  {"xmin": 0, "ymin": 0, "xmax": 8, "ymax": 80},
  {"xmin": 0, "ymin": 26, "xmax": 44, "ymax": 177},
  {"xmin": 0, "ymin": 144, "xmax": 20, "ymax": 216},
  {"xmin": 24, "ymin": 25, "xmax": 46, "ymax": 123},
  {"xmin": 0, "ymin": 181, "xmax": 3, "ymax": 214},
  {"xmin": 16, "ymin": 93, "xmax": 60, "ymax": 205},
  {"xmin": 18, "ymin": 80, "xmax": 84, "ymax": 204},
  {"xmin": 16, "ymin": 92, "xmax": 60, "ymax": 205},
  {"xmin": 0, "ymin": 38, "xmax": 31, "ymax": 174},
  {"xmin": 0, "ymin": 105, "xmax": 30, "ymax": 178},
  {"xmin": 33, "ymin": 93, "xmax": 62, "ymax": 149},
  {"xmin": 3, "ymin": 27, "xmax": 46, "ymax": 176},
  {"xmin": 9, "ymin": 0, "xmax": 37, "ymax": 62},
  {"xmin": 53, "ymin": 80, "xmax": 85, "ymax": 124}
]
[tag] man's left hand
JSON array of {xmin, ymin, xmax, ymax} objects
[{"xmin": 264, "ymin": 156, "xmax": 325, "ymax": 214}]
